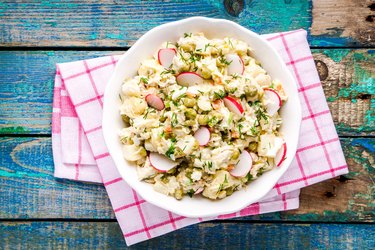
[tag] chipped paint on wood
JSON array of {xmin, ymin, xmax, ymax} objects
[
  {"xmin": 286, "ymin": 138, "xmax": 374, "ymax": 222},
  {"xmin": 311, "ymin": 0, "xmax": 375, "ymax": 46},
  {"xmin": 312, "ymin": 49, "xmax": 375, "ymax": 135}
]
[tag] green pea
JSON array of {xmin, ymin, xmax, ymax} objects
[
  {"xmin": 226, "ymin": 187, "xmax": 234, "ymax": 196},
  {"xmin": 248, "ymin": 142, "xmax": 258, "ymax": 152},
  {"xmin": 174, "ymin": 147, "xmax": 186, "ymax": 158},
  {"xmin": 231, "ymin": 150, "xmax": 240, "ymax": 160},
  {"xmin": 139, "ymin": 147, "xmax": 148, "ymax": 157},
  {"xmin": 184, "ymin": 120, "xmax": 196, "ymax": 127},
  {"xmin": 210, "ymin": 111, "xmax": 224, "ymax": 121},
  {"xmin": 245, "ymin": 85, "xmax": 258, "ymax": 98},
  {"xmin": 198, "ymin": 115, "xmax": 209, "ymax": 125},
  {"xmin": 174, "ymin": 188, "xmax": 183, "ymax": 200},
  {"xmin": 159, "ymin": 115, "xmax": 167, "ymax": 122},
  {"xmin": 183, "ymin": 97, "xmax": 196, "ymax": 108},
  {"xmin": 185, "ymin": 108, "xmax": 197, "ymax": 120},
  {"xmin": 121, "ymin": 114, "xmax": 130, "ymax": 123},
  {"xmin": 167, "ymin": 168, "xmax": 176, "ymax": 174}
]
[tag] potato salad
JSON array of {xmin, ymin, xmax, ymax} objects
[{"xmin": 119, "ymin": 32, "xmax": 287, "ymax": 200}]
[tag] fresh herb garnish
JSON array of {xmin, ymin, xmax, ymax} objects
[
  {"xmin": 161, "ymin": 69, "xmax": 176, "ymax": 75},
  {"xmin": 178, "ymin": 51, "xmax": 188, "ymax": 64},
  {"xmin": 140, "ymin": 77, "xmax": 149, "ymax": 84},
  {"xmin": 218, "ymin": 56, "xmax": 232, "ymax": 66},
  {"xmin": 245, "ymin": 172, "xmax": 253, "ymax": 183},
  {"xmin": 165, "ymin": 143, "xmax": 175, "ymax": 159},
  {"xmin": 224, "ymin": 174, "xmax": 228, "ymax": 184},
  {"xmin": 231, "ymin": 73, "xmax": 240, "ymax": 79},
  {"xmin": 227, "ymin": 38, "xmax": 234, "ymax": 48},
  {"xmin": 203, "ymin": 161, "xmax": 213, "ymax": 170},
  {"xmin": 119, "ymin": 94, "xmax": 123, "ymax": 102},
  {"xmin": 229, "ymin": 88, "xmax": 237, "ymax": 94},
  {"xmin": 184, "ymin": 32, "xmax": 192, "ymax": 38},
  {"xmin": 238, "ymin": 123, "xmax": 244, "ymax": 139},
  {"xmin": 255, "ymin": 108, "xmax": 269, "ymax": 122},
  {"xmin": 171, "ymin": 113, "xmax": 178, "ymax": 127},
  {"xmin": 187, "ymin": 189, "xmax": 195, "ymax": 198},
  {"xmin": 207, "ymin": 116, "xmax": 218, "ymax": 127},
  {"xmin": 213, "ymin": 90, "xmax": 226, "ymax": 99}
]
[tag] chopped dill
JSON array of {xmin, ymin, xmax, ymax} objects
[
  {"xmin": 140, "ymin": 77, "xmax": 149, "ymax": 84},
  {"xmin": 213, "ymin": 90, "xmax": 226, "ymax": 99},
  {"xmin": 171, "ymin": 113, "xmax": 178, "ymax": 127},
  {"xmin": 219, "ymin": 56, "xmax": 232, "ymax": 66},
  {"xmin": 165, "ymin": 143, "xmax": 175, "ymax": 159},
  {"xmin": 161, "ymin": 69, "xmax": 176, "ymax": 75}
]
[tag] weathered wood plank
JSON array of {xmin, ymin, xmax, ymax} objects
[
  {"xmin": 314, "ymin": 49, "xmax": 375, "ymax": 136},
  {"xmin": 0, "ymin": 0, "xmax": 313, "ymax": 47},
  {"xmin": 310, "ymin": 0, "xmax": 375, "ymax": 47},
  {"xmin": 0, "ymin": 49, "xmax": 373, "ymax": 135},
  {"xmin": 0, "ymin": 51, "xmax": 123, "ymax": 134},
  {"xmin": 0, "ymin": 137, "xmax": 373, "ymax": 222},
  {"xmin": 1, "ymin": 221, "xmax": 374, "ymax": 249},
  {"xmin": 1, "ymin": 1, "xmax": 374, "ymax": 47}
]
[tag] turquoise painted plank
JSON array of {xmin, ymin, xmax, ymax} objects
[
  {"xmin": 0, "ymin": 50, "xmax": 373, "ymax": 135},
  {"xmin": 0, "ymin": 222, "xmax": 374, "ymax": 249},
  {"xmin": 0, "ymin": 1, "xmax": 313, "ymax": 47},
  {"xmin": 0, "ymin": 137, "xmax": 373, "ymax": 222},
  {"xmin": 0, "ymin": 50, "xmax": 124, "ymax": 134}
]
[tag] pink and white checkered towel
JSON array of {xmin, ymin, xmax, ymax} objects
[{"xmin": 52, "ymin": 29, "xmax": 348, "ymax": 246}]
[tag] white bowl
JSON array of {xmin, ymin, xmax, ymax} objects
[{"xmin": 103, "ymin": 17, "xmax": 301, "ymax": 218}]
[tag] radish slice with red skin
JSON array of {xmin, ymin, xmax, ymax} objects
[
  {"xmin": 263, "ymin": 88, "xmax": 282, "ymax": 116},
  {"xmin": 223, "ymin": 96, "xmax": 244, "ymax": 116},
  {"xmin": 229, "ymin": 151, "xmax": 253, "ymax": 177},
  {"xmin": 225, "ymin": 54, "xmax": 244, "ymax": 75},
  {"xmin": 194, "ymin": 127, "xmax": 210, "ymax": 146},
  {"xmin": 145, "ymin": 94, "xmax": 165, "ymax": 110},
  {"xmin": 275, "ymin": 143, "xmax": 287, "ymax": 167},
  {"xmin": 158, "ymin": 48, "xmax": 176, "ymax": 68},
  {"xmin": 149, "ymin": 152, "xmax": 178, "ymax": 172},
  {"xmin": 176, "ymin": 72, "xmax": 204, "ymax": 87}
]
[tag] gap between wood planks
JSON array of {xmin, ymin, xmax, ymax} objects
[{"xmin": 0, "ymin": 218, "xmax": 373, "ymax": 225}]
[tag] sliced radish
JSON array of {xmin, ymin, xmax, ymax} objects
[
  {"xmin": 194, "ymin": 187, "xmax": 204, "ymax": 195},
  {"xmin": 194, "ymin": 127, "xmax": 210, "ymax": 146},
  {"xmin": 275, "ymin": 143, "xmax": 287, "ymax": 167},
  {"xmin": 149, "ymin": 152, "xmax": 178, "ymax": 172},
  {"xmin": 230, "ymin": 151, "xmax": 253, "ymax": 177},
  {"xmin": 263, "ymin": 88, "xmax": 282, "ymax": 116},
  {"xmin": 176, "ymin": 72, "xmax": 204, "ymax": 87},
  {"xmin": 225, "ymin": 54, "xmax": 244, "ymax": 75},
  {"xmin": 223, "ymin": 96, "xmax": 244, "ymax": 116},
  {"xmin": 145, "ymin": 94, "xmax": 165, "ymax": 111},
  {"xmin": 158, "ymin": 48, "xmax": 176, "ymax": 68}
]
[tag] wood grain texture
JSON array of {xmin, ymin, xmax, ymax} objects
[
  {"xmin": 0, "ymin": 50, "xmax": 123, "ymax": 134},
  {"xmin": 1, "ymin": 137, "xmax": 373, "ymax": 221},
  {"xmin": 314, "ymin": 49, "xmax": 375, "ymax": 136},
  {"xmin": 311, "ymin": 0, "xmax": 375, "ymax": 47},
  {"xmin": 1, "ymin": 221, "xmax": 374, "ymax": 249},
  {"xmin": 0, "ymin": 49, "xmax": 373, "ymax": 135},
  {"xmin": 0, "ymin": 0, "xmax": 313, "ymax": 47}
]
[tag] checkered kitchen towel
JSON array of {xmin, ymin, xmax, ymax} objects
[{"xmin": 52, "ymin": 29, "xmax": 348, "ymax": 246}]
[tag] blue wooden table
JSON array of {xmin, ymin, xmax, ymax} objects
[{"xmin": 0, "ymin": 1, "xmax": 374, "ymax": 249}]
